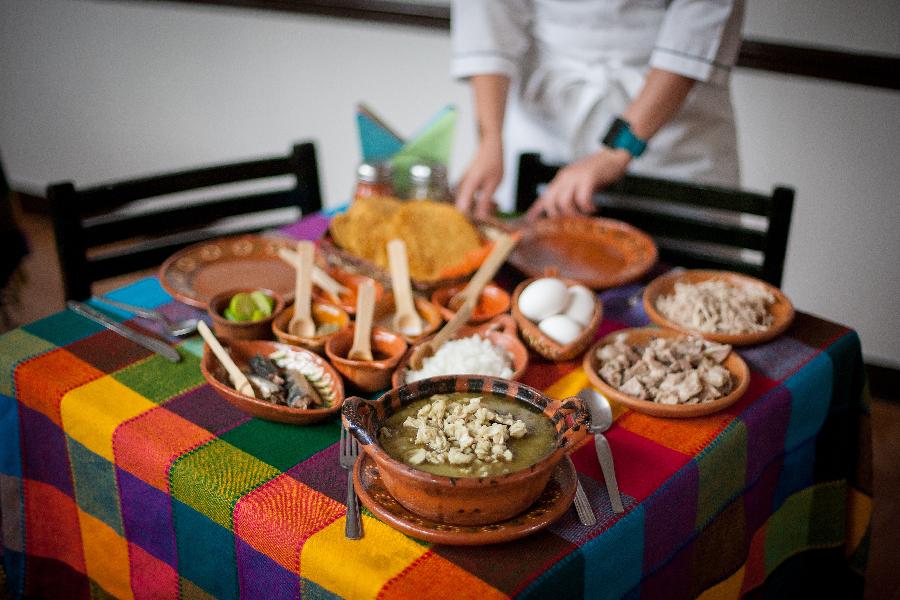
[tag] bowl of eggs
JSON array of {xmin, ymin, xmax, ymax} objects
[{"xmin": 511, "ymin": 274, "xmax": 602, "ymax": 361}]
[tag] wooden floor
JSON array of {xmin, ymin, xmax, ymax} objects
[{"xmin": 3, "ymin": 197, "xmax": 899, "ymax": 599}]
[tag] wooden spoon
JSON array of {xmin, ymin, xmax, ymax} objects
[
  {"xmin": 387, "ymin": 239, "xmax": 424, "ymax": 336},
  {"xmin": 197, "ymin": 321, "xmax": 255, "ymax": 398},
  {"xmin": 277, "ymin": 247, "xmax": 350, "ymax": 299},
  {"xmin": 408, "ymin": 300, "xmax": 475, "ymax": 370},
  {"xmin": 449, "ymin": 233, "xmax": 517, "ymax": 310},
  {"xmin": 347, "ymin": 279, "xmax": 376, "ymax": 361},
  {"xmin": 288, "ymin": 241, "xmax": 316, "ymax": 337}
]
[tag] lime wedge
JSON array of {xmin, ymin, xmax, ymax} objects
[
  {"xmin": 249, "ymin": 291, "xmax": 274, "ymax": 317},
  {"xmin": 223, "ymin": 307, "xmax": 238, "ymax": 321},
  {"xmin": 251, "ymin": 309, "xmax": 267, "ymax": 321},
  {"xmin": 228, "ymin": 293, "xmax": 256, "ymax": 322}
]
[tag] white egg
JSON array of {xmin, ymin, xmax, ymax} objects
[
  {"xmin": 538, "ymin": 314, "xmax": 583, "ymax": 345},
  {"xmin": 517, "ymin": 278, "xmax": 569, "ymax": 321},
  {"xmin": 563, "ymin": 285, "xmax": 596, "ymax": 327}
]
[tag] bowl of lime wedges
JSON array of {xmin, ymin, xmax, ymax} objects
[{"xmin": 208, "ymin": 288, "xmax": 286, "ymax": 341}]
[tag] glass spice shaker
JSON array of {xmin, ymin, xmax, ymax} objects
[
  {"xmin": 407, "ymin": 162, "xmax": 451, "ymax": 202},
  {"xmin": 354, "ymin": 161, "xmax": 394, "ymax": 199}
]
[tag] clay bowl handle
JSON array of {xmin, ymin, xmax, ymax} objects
[
  {"xmin": 341, "ymin": 395, "xmax": 380, "ymax": 447},
  {"xmin": 545, "ymin": 395, "xmax": 591, "ymax": 450}
]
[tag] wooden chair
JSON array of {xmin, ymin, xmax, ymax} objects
[
  {"xmin": 49, "ymin": 141, "xmax": 322, "ymax": 301},
  {"xmin": 515, "ymin": 152, "xmax": 794, "ymax": 286}
]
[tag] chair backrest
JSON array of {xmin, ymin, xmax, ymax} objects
[
  {"xmin": 515, "ymin": 152, "xmax": 794, "ymax": 286},
  {"xmin": 49, "ymin": 141, "xmax": 322, "ymax": 301}
]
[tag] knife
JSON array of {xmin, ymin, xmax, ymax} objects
[{"xmin": 67, "ymin": 301, "xmax": 182, "ymax": 363}]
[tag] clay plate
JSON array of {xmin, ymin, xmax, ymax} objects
[
  {"xmin": 391, "ymin": 315, "xmax": 528, "ymax": 387},
  {"xmin": 200, "ymin": 339, "xmax": 345, "ymax": 424},
  {"xmin": 508, "ymin": 216, "xmax": 658, "ymax": 289},
  {"xmin": 160, "ymin": 235, "xmax": 298, "ymax": 309},
  {"xmin": 354, "ymin": 453, "xmax": 577, "ymax": 545},
  {"xmin": 583, "ymin": 327, "xmax": 750, "ymax": 418},
  {"xmin": 643, "ymin": 269, "xmax": 795, "ymax": 346}
]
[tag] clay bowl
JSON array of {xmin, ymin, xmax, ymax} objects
[
  {"xmin": 643, "ymin": 269, "xmax": 795, "ymax": 346},
  {"xmin": 325, "ymin": 326, "xmax": 408, "ymax": 393},
  {"xmin": 583, "ymin": 327, "xmax": 750, "ymax": 418},
  {"xmin": 272, "ymin": 301, "xmax": 351, "ymax": 355},
  {"xmin": 342, "ymin": 375, "xmax": 591, "ymax": 526},
  {"xmin": 372, "ymin": 292, "xmax": 443, "ymax": 344},
  {"xmin": 391, "ymin": 315, "xmax": 528, "ymax": 388},
  {"xmin": 430, "ymin": 282, "xmax": 511, "ymax": 325},
  {"xmin": 208, "ymin": 288, "xmax": 286, "ymax": 341},
  {"xmin": 312, "ymin": 269, "xmax": 384, "ymax": 316},
  {"xmin": 200, "ymin": 339, "xmax": 344, "ymax": 424},
  {"xmin": 511, "ymin": 276, "xmax": 603, "ymax": 361}
]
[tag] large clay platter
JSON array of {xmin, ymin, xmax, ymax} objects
[
  {"xmin": 159, "ymin": 235, "xmax": 297, "ymax": 309},
  {"xmin": 354, "ymin": 454, "xmax": 577, "ymax": 545},
  {"xmin": 643, "ymin": 269, "xmax": 795, "ymax": 346},
  {"xmin": 583, "ymin": 327, "xmax": 750, "ymax": 419},
  {"xmin": 508, "ymin": 216, "xmax": 658, "ymax": 289}
]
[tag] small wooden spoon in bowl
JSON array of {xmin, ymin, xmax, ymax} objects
[
  {"xmin": 277, "ymin": 247, "xmax": 350, "ymax": 300},
  {"xmin": 408, "ymin": 300, "xmax": 474, "ymax": 370},
  {"xmin": 448, "ymin": 233, "xmax": 517, "ymax": 311},
  {"xmin": 196, "ymin": 320, "xmax": 255, "ymax": 398},
  {"xmin": 348, "ymin": 279, "xmax": 376, "ymax": 361},
  {"xmin": 289, "ymin": 241, "xmax": 316, "ymax": 338},
  {"xmin": 387, "ymin": 239, "xmax": 424, "ymax": 337}
]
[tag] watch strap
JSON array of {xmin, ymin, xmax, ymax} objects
[{"xmin": 602, "ymin": 117, "xmax": 647, "ymax": 157}]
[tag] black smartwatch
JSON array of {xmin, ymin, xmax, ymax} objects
[{"xmin": 601, "ymin": 117, "xmax": 647, "ymax": 157}]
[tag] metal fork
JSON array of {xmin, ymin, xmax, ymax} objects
[
  {"xmin": 573, "ymin": 478, "xmax": 596, "ymax": 526},
  {"xmin": 339, "ymin": 425, "xmax": 362, "ymax": 539}
]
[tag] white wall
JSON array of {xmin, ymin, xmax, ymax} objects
[{"xmin": 1, "ymin": 0, "xmax": 898, "ymax": 367}]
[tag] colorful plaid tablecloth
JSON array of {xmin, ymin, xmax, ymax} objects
[{"xmin": 0, "ymin": 219, "xmax": 871, "ymax": 599}]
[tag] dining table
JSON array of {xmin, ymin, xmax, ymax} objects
[{"xmin": 0, "ymin": 212, "xmax": 872, "ymax": 599}]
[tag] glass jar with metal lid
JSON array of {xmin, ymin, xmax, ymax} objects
[
  {"xmin": 355, "ymin": 161, "xmax": 394, "ymax": 199},
  {"xmin": 407, "ymin": 162, "xmax": 451, "ymax": 202}
]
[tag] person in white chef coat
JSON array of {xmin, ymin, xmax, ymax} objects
[{"xmin": 452, "ymin": 0, "xmax": 745, "ymax": 219}]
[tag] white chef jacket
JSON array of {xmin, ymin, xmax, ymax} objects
[{"xmin": 451, "ymin": 0, "xmax": 744, "ymax": 210}]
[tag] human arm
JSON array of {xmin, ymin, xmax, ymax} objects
[
  {"xmin": 526, "ymin": 0, "xmax": 744, "ymax": 220},
  {"xmin": 526, "ymin": 68, "xmax": 696, "ymax": 219},
  {"xmin": 456, "ymin": 74, "xmax": 509, "ymax": 217},
  {"xmin": 449, "ymin": 0, "xmax": 532, "ymax": 217}
]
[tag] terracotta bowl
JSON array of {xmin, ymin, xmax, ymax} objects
[
  {"xmin": 511, "ymin": 276, "xmax": 603, "ymax": 361},
  {"xmin": 391, "ymin": 315, "xmax": 528, "ymax": 388},
  {"xmin": 643, "ymin": 269, "xmax": 795, "ymax": 346},
  {"xmin": 342, "ymin": 375, "xmax": 591, "ymax": 526},
  {"xmin": 372, "ymin": 292, "xmax": 443, "ymax": 344},
  {"xmin": 272, "ymin": 302, "xmax": 351, "ymax": 355},
  {"xmin": 200, "ymin": 339, "xmax": 345, "ymax": 424},
  {"xmin": 325, "ymin": 326, "xmax": 408, "ymax": 393},
  {"xmin": 208, "ymin": 288, "xmax": 286, "ymax": 341},
  {"xmin": 583, "ymin": 327, "xmax": 750, "ymax": 418},
  {"xmin": 312, "ymin": 269, "xmax": 384, "ymax": 316},
  {"xmin": 430, "ymin": 282, "xmax": 511, "ymax": 325}
]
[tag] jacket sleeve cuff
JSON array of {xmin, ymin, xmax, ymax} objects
[
  {"xmin": 650, "ymin": 47, "xmax": 731, "ymax": 86},
  {"xmin": 450, "ymin": 52, "xmax": 520, "ymax": 80}
]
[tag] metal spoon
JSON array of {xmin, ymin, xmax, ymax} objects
[
  {"xmin": 577, "ymin": 387, "xmax": 625, "ymax": 513},
  {"xmin": 95, "ymin": 296, "xmax": 199, "ymax": 337}
]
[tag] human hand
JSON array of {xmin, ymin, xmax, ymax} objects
[
  {"xmin": 455, "ymin": 137, "xmax": 503, "ymax": 219},
  {"xmin": 526, "ymin": 148, "xmax": 631, "ymax": 221}
]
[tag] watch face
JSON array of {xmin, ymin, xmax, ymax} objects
[{"xmin": 601, "ymin": 118, "xmax": 627, "ymax": 148}]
